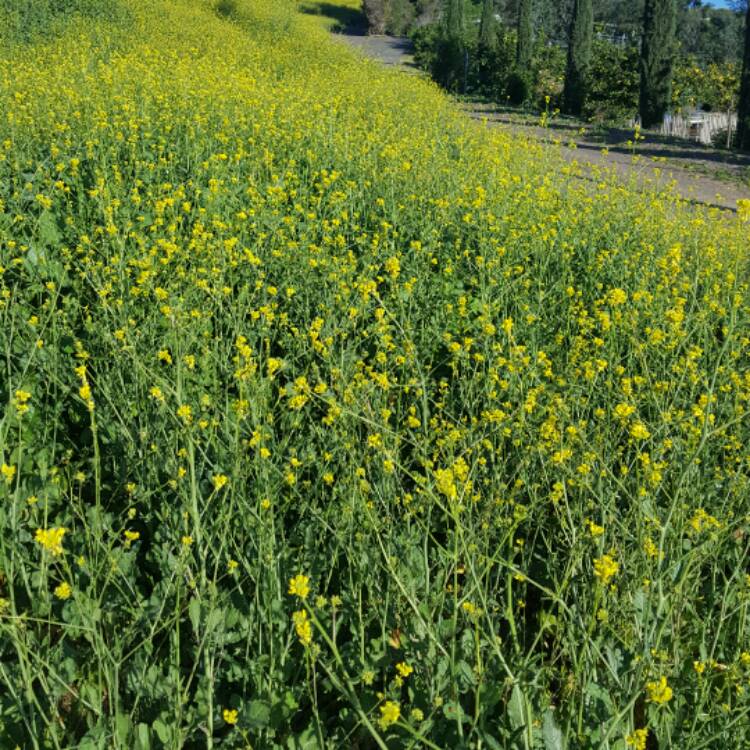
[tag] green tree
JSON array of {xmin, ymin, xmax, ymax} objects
[
  {"xmin": 738, "ymin": 3, "xmax": 750, "ymax": 149},
  {"xmin": 479, "ymin": 0, "xmax": 498, "ymax": 49},
  {"xmin": 444, "ymin": 0, "xmax": 464, "ymax": 38},
  {"xmin": 476, "ymin": 0, "xmax": 499, "ymax": 91},
  {"xmin": 563, "ymin": 0, "xmax": 593, "ymax": 115},
  {"xmin": 433, "ymin": 0, "xmax": 466, "ymax": 92},
  {"xmin": 640, "ymin": 0, "xmax": 677, "ymax": 128},
  {"xmin": 506, "ymin": 0, "xmax": 533, "ymax": 103},
  {"xmin": 516, "ymin": 0, "xmax": 532, "ymax": 68}
]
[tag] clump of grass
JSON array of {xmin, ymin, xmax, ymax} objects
[{"xmin": 215, "ymin": 0, "xmax": 239, "ymax": 19}]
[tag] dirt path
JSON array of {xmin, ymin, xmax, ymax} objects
[
  {"xmin": 336, "ymin": 31, "xmax": 419, "ymax": 70},
  {"xmin": 332, "ymin": 26, "xmax": 750, "ymax": 212}
]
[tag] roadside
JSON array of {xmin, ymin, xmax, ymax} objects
[
  {"xmin": 464, "ymin": 103, "xmax": 750, "ymax": 211},
  {"xmin": 307, "ymin": 2, "xmax": 750, "ymax": 212}
]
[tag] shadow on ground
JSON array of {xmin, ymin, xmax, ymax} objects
[{"xmin": 299, "ymin": 2, "xmax": 366, "ymax": 32}]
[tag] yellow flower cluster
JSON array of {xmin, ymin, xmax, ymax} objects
[
  {"xmin": 593, "ymin": 554, "xmax": 619, "ymax": 584},
  {"xmin": 35, "ymin": 527, "xmax": 67, "ymax": 556},
  {"xmin": 646, "ymin": 676, "xmax": 673, "ymax": 705}
]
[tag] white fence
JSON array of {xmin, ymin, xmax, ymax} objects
[{"xmin": 631, "ymin": 111, "xmax": 737, "ymax": 147}]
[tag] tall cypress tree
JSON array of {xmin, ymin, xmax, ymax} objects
[
  {"xmin": 516, "ymin": 0, "xmax": 532, "ymax": 69},
  {"xmin": 506, "ymin": 0, "xmax": 533, "ymax": 104},
  {"xmin": 479, "ymin": 0, "xmax": 498, "ymax": 50},
  {"xmin": 436, "ymin": 0, "xmax": 465, "ymax": 92},
  {"xmin": 563, "ymin": 0, "xmax": 593, "ymax": 116},
  {"xmin": 738, "ymin": 3, "xmax": 750, "ymax": 151},
  {"xmin": 444, "ymin": 0, "xmax": 464, "ymax": 39},
  {"xmin": 477, "ymin": 0, "xmax": 499, "ymax": 91},
  {"xmin": 639, "ymin": 0, "xmax": 677, "ymax": 129}
]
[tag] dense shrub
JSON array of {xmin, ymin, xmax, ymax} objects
[
  {"xmin": 362, "ymin": 0, "xmax": 416, "ymax": 35},
  {"xmin": 583, "ymin": 40, "xmax": 640, "ymax": 122}
]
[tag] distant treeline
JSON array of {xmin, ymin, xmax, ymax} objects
[{"xmin": 362, "ymin": 1, "xmax": 750, "ymax": 149}]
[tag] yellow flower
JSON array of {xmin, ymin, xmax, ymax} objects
[
  {"xmin": 176, "ymin": 404, "xmax": 192, "ymax": 424},
  {"xmin": 54, "ymin": 582, "xmax": 72, "ymax": 600},
  {"xmin": 267, "ymin": 357, "xmax": 283, "ymax": 377},
  {"xmin": 292, "ymin": 609, "xmax": 313, "ymax": 645},
  {"xmin": 124, "ymin": 530, "xmax": 140, "ymax": 548},
  {"xmin": 643, "ymin": 537, "xmax": 660, "ymax": 559},
  {"xmin": 435, "ymin": 467, "xmax": 457, "ymax": 499},
  {"xmin": 593, "ymin": 554, "xmax": 619, "ymax": 584},
  {"xmin": 396, "ymin": 662, "xmax": 413, "ymax": 678},
  {"xmin": 181, "ymin": 535, "xmax": 193, "ymax": 547},
  {"xmin": 1, "ymin": 463, "xmax": 16, "ymax": 485},
  {"xmin": 14, "ymin": 389, "xmax": 31, "ymax": 415},
  {"xmin": 222, "ymin": 708, "xmax": 238, "ymax": 725},
  {"xmin": 378, "ymin": 700, "xmax": 401, "ymax": 729},
  {"xmin": 646, "ymin": 676, "xmax": 673, "ymax": 705},
  {"xmin": 212, "ymin": 474, "xmax": 229, "ymax": 491},
  {"xmin": 614, "ymin": 402, "xmax": 636, "ymax": 420},
  {"xmin": 384, "ymin": 256, "xmax": 400, "ymax": 278},
  {"xmin": 35, "ymin": 527, "xmax": 67, "ymax": 556},
  {"xmin": 587, "ymin": 520, "xmax": 605, "ymax": 537},
  {"xmin": 288, "ymin": 574, "xmax": 310, "ymax": 600},
  {"xmin": 688, "ymin": 508, "xmax": 720, "ymax": 534},
  {"xmin": 629, "ymin": 422, "xmax": 651, "ymax": 440},
  {"xmin": 608, "ymin": 288, "xmax": 628, "ymax": 306},
  {"xmin": 626, "ymin": 728, "xmax": 649, "ymax": 750}
]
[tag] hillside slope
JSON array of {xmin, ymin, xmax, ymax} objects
[{"xmin": 1, "ymin": 1, "xmax": 749, "ymax": 748}]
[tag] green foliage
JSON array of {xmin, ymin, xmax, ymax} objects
[
  {"xmin": 672, "ymin": 59, "xmax": 740, "ymax": 113},
  {"xmin": 563, "ymin": 0, "xmax": 593, "ymax": 116},
  {"xmin": 2, "ymin": 1, "xmax": 750, "ymax": 747},
  {"xmin": 386, "ymin": 0, "xmax": 417, "ymax": 34},
  {"xmin": 678, "ymin": 3, "xmax": 745, "ymax": 65},
  {"xmin": 0, "ymin": 0, "xmax": 126, "ymax": 43},
  {"xmin": 509, "ymin": 0, "xmax": 533, "ymax": 104},
  {"xmin": 583, "ymin": 41, "xmax": 640, "ymax": 121},
  {"xmin": 739, "ymin": 4, "xmax": 750, "ymax": 150},
  {"xmin": 516, "ymin": 0, "xmax": 533, "ymax": 68},
  {"xmin": 640, "ymin": 0, "xmax": 677, "ymax": 128},
  {"xmin": 443, "ymin": 0, "xmax": 465, "ymax": 39},
  {"xmin": 215, "ymin": 0, "xmax": 239, "ymax": 19},
  {"xmin": 478, "ymin": 0, "xmax": 498, "ymax": 51}
]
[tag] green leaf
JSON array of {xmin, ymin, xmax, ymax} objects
[
  {"xmin": 441, "ymin": 699, "xmax": 466, "ymax": 723},
  {"xmin": 507, "ymin": 683, "xmax": 526, "ymax": 730},
  {"xmin": 188, "ymin": 597, "xmax": 200, "ymax": 634},
  {"xmin": 152, "ymin": 719, "xmax": 172, "ymax": 744},
  {"xmin": 542, "ymin": 709, "xmax": 564, "ymax": 750},
  {"xmin": 135, "ymin": 723, "xmax": 151, "ymax": 750},
  {"xmin": 247, "ymin": 699, "xmax": 271, "ymax": 728},
  {"xmin": 38, "ymin": 210, "xmax": 61, "ymax": 246},
  {"xmin": 115, "ymin": 713, "xmax": 131, "ymax": 744}
]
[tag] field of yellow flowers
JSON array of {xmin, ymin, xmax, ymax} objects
[{"xmin": 1, "ymin": 0, "xmax": 749, "ymax": 747}]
